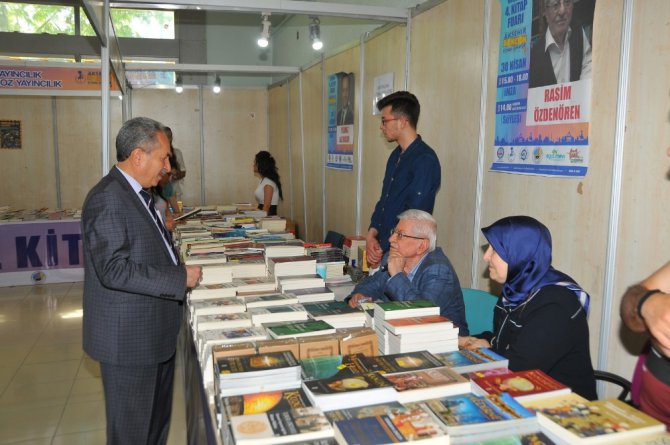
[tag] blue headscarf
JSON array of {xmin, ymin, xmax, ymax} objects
[{"xmin": 481, "ymin": 216, "xmax": 590, "ymax": 314}]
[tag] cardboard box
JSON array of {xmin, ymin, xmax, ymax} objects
[
  {"xmin": 337, "ymin": 327, "xmax": 378, "ymax": 356},
  {"xmin": 255, "ymin": 338, "xmax": 300, "ymax": 359},
  {"xmin": 297, "ymin": 335, "xmax": 340, "ymax": 359}
]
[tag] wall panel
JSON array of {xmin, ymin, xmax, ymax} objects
[
  {"xmin": 288, "ymin": 75, "xmax": 306, "ymax": 239},
  {"xmin": 268, "ymin": 83, "xmax": 291, "ymax": 219},
  {"xmin": 410, "ymin": 0, "xmax": 486, "ymax": 285}
]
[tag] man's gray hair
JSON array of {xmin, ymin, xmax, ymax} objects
[
  {"xmin": 116, "ymin": 117, "xmax": 165, "ymax": 162},
  {"xmin": 397, "ymin": 209, "xmax": 437, "ymax": 251}
]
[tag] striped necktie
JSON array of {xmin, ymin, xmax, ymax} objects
[{"xmin": 139, "ymin": 189, "xmax": 180, "ymax": 264}]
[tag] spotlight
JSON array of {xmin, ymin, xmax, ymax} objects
[
  {"xmin": 213, "ymin": 76, "xmax": 221, "ymax": 94},
  {"xmin": 175, "ymin": 75, "xmax": 183, "ymax": 94},
  {"xmin": 309, "ymin": 16, "xmax": 323, "ymax": 51},
  {"xmin": 257, "ymin": 13, "xmax": 271, "ymax": 48}
]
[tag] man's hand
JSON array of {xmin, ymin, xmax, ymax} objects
[
  {"xmin": 366, "ymin": 229, "xmax": 383, "ymax": 268},
  {"xmin": 458, "ymin": 336, "xmax": 491, "ymax": 350},
  {"xmin": 386, "ymin": 251, "xmax": 406, "ymax": 277},
  {"xmin": 185, "ymin": 265, "xmax": 202, "ymax": 289},
  {"xmin": 348, "ymin": 293, "xmax": 371, "ymax": 308}
]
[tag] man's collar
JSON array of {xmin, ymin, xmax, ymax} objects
[
  {"xmin": 544, "ymin": 26, "xmax": 572, "ymax": 52},
  {"xmin": 115, "ymin": 165, "xmax": 143, "ymax": 194}
]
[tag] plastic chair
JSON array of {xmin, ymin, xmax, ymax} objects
[
  {"xmin": 594, "ymin": 370, "xmax": 632, "ymax": 402},
  {"xmin": 461, "ymin": 288, "xmax": 498, "ymax": 336}
]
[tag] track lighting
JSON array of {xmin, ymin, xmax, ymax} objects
[
  {"xmin": 213, "ymin": 76, "xmax": 221, "ymax": 94},
  {"xmin": 175, "ymin": 75, "xmax": 183, "ymax": 94},
  {"xmin": 257, "ymin": 13, "xmax": 271, "ymax": 48},
  {"xmin": 309, "ymin": 16, "xmax": 323, "ymax": 51}
]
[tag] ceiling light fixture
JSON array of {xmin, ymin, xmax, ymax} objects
[
  {"xmin": 175, "ymin": 74, "xmax": 183, "ymax": 94},
  {"xmin": 213, "ymin": 76, "xmax": 221, "ymax": 94},
  {"xmin": 257, "ymin": 13, "xmax": 271, "ymax": 48},
  {"xmin": 309, "ymin": 16, "xmax": 323, "ymax": 51}
]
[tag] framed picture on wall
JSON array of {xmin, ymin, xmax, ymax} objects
[{"xmin": 0, "ymin": 120, "xmax": 21, "ymax": 149}]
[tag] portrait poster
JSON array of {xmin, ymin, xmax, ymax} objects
[
  {"xmin": 0, "ymin": 120, "xmax": 21, "ymax": 149},
  {"xmin": 327, "ymin": 72, "xmax": 354, "ymax": 170},
  {"xmin": 491, "ymin": 0, "xmax": 595, "ymax": 177}
]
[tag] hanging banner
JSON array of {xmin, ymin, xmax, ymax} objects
[
  {"xmin": 492, "ymin": 0, "xmax": 595, "ymax": 177},
  {"xmin": 0, "ymin": 65, "xmax": 120, "ymax": 95},
  {"xmin": 327, "ymin": 72, "xmax": 354, "ymax": 170}
]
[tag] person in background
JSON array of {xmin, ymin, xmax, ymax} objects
[
  {"xmin": 254, "ymin": 150, "xmax": 283, "ymax": 216},
  {"xmin": 620, "ymin": 144, "xmax": 670, "ymax": 428},
  {"xmin": 346, "ymin": 209, "xmax": 469, "ymax": 335},
  {"xmin": 164, "ymin": 126, "xmax": 186, "ymax": 203},
  {"xmin": 366, "ymin": 91, "xmax": 441, "ymax": 269},
  {"xmin": 82, "ymin": 117, "xmax": 202, "ymax": 444},
  {"xmin": 461, "ymin": 215, "xmax": 597, "ymax": 400},
  {"xmin": 336, "ymin": 73, "xmax": 354, "ymax": 126}
]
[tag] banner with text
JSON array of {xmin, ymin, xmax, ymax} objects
[
  {"xmin": 327, "ymin": 72, "xmax": 355, "ymax": 170},
  {"xmin": 492, "ymin": 0, "xmax": 595, "ymax": 177},
  {"xmin": 0, "ymin": 66, "xmax": 120, "ymax": 95}
]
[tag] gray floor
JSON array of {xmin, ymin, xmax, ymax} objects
[{"xmin": 0, "ymin": 282, "xmax": 187, "ymax": 445}]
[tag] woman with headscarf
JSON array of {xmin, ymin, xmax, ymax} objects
[
  {"xmin": 462, "ymin": 215, "xmax": 597, "ymax": 400},
  {"xmin": 253, "ymin": 150, "xmax": 283, "ymax": 216}
]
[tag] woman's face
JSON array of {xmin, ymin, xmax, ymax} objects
[{"xmin": 484, "ymin": 245, "xmax": 508, "ymax": 284}]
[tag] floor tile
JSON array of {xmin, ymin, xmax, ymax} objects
[
  {"xmin": 24, "ymin": 342, "xmax": 84, "ymax": 364},
  {"xmin": 12, "ymin": 360, "xmax": 80, "ymax": 385},
  {"xmin": 51, "ymin": 429, "xmax": 106, "ymax": 445},
  {"xmin": 76, "ymin": 356, "xmax": 101, "ymax": 380},
  {"xmin": 0, "ymin": 379, "xmax": 72, "ymax": 408},
  {"xmin": 68, "ymin": 377, "xmax": 104, "ymax": 403},
  {"xmin": 0, "ymin": 403, "xmax": 64, "ymax": 444},
  {"xmin": 56, "ymin": 399, "xmax": 106, "ymax": 435}
]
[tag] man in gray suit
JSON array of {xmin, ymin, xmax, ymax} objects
[{"xmin": 82, "ymin": 117, "xmax": 202, "ymax": 444}]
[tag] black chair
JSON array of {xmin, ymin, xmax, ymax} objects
[
  {"xmin": 594, "ymin": 370, "xmax": 632, "ymax": 402},
  {"xmin": 324, "ymin": 230, "xmax": 345, "ymax": 249}
]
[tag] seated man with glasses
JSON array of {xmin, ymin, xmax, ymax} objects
[{"xmin": 346, "ymin": 209, "xmax": 469, "ymax": 335}]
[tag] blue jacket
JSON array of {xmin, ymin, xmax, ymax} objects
[
  {"xmin": 369, "ymin": 136, "xmax": 441, "ymax": 253},
  {"xmin": 347, "ymin": 247, "xmax": 468, "ymax": 335}
]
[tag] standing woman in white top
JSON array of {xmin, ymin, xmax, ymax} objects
[{"xmin": 253, "ymin": 150, "xmax": 283, "ymax": 216}]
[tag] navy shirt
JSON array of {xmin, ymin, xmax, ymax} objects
[{"xmin": 369, "ymin": 136, "xmax": 441, "ymax": 252}]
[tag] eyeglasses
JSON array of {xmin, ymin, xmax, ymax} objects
[
  {"xmin": 390, "ymin": 228, "xmax": 425, "ymax": 241},
  {"xmin": 546, "ymin": 0, "xmax": 572, "ymax": 12},
  {"xmin": 381, "ymin": 117, "xmax": 400, "ymax": 126}
]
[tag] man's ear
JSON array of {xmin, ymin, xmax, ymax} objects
[{"xmin": 130, "ymin": 148, "xmax": 144, "ymax": 166}]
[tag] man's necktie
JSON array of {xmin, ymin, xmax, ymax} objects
[{"xmin": 139, "ymin": 189, "xmax": 180, "ymax": 264}]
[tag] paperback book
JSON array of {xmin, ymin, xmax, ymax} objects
[
  {"xmin": 471, "ymin": 369, "xmax": 571, "ymax": 402},
  {"xmin": 230, "ymin": 406, "xmax": 334, "ymax": 445},
  {"xmin": 222, "ymin": 388, "xmax": 313, "ymax": 418},
  {"xmin": 300, "ymin": 354, "xmax": 368, "ymax": 381},
  {"xmin": 302, "ymin": 371, "xmax": 397, "ymax": 411},
  {"xmin": 248, "ymin": 304, "xmax": 309, "ymax": 326},
  {"xmin": 434, "ymin": 348, "xmax": 509, "ymax": 374},
  {"xmin": 265, "ymin": 319, "xmax": 336, "ymax": 339},
  {"xmin": 383, "ymin": 366, "xmax": 472, "ymax": 403},
  {"xmin": 357, "ymin": 350, "xmax": 445, "ymax": 375}
]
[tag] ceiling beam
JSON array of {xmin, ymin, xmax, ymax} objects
[
  {"xmin": 109, "ymin": 0, "xmax": 409, "ymax": 22},
  {"xmin": 125, "ymin": 62, "xmax": 300, "ymax": 75}
]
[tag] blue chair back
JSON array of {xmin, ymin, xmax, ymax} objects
[{"xmin": 462, "ymin": 288, "xmax": 498, "ymax": 335}]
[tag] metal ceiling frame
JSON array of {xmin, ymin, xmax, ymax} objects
[
  {"xmin": 108, "ymin": 0, "xmax": 409, "ymax": 22},
  {"xmin": 124, "ymin": 62, "xmax": 300, "ymax": 74}
]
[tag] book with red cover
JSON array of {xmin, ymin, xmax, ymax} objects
[
  {"xmin": 471, "ymin": 368, "xmax": 571, "ymax": 402},
  {"xmin": 383, "ymin": 315, "xmax": 454, "ymax": 335}
]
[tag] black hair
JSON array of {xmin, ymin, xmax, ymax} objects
[
  {"xmin": 376, "ymin": 91, "xmax": 420, "ymax": 129},
  {"xmin": 254, "ymin": 150, "xmax": 283, "ymax": 200}
]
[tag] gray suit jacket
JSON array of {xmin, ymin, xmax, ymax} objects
[{"xmin": 82, "ymin": 166, "xmax": 187, "ymax": 366}]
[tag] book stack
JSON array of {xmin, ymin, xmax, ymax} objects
[
  {"xmin": 471, "ymin": 369, "xmax": 571, "ymax": 402},
  {"xmin": 215, "ymin": 351, "xmax": 302, "ymax": 398},
  {"xmin": 188, "ymin": 282, "xmax": 238, "ymax": 301},
  {"xmin": 248, "ymin": 304, "xmax": 309, "ymax": 326},
  {"xmin": 324, "ymin": 275, "xmax": 355, "ymax": 302},
  {"xmin": 184, "ymin": 253, "xmax": 229, "ymax": 266},
  {"xmin": 265, "ymin": 319, "xmax": 337, "ymax": 339},
  {"xmin": 303, "ymin": 301, "xmax": 366, "ymax": 329},
  {"xmin": 189, "ymin": 297, "xmax": 246, "ymax": 318},
  {"xmin": 302, "ymin": 371, "xmax": 397, "ymax": 411},
  {"xmin": 277, "ymin": 274, "xmax": 326, "ymax": 292},
  {"xmin": 307, "ymin": 247, "xmax": 346, "ymax": 279},
  {"xmin": 523, "ymin": 393, "xmax": 666, "ymax": 445},
  {"xmin": 230, "ymin": 406, "xmax": 334, "ymax": 445},
  {"xmin": 383, "ymin": 366, "xmax": 472, "ymax": 403},
  {"xmin": 342, "ymin": 235, "xmax": 366, "ymax": 267},
  {"xmin": 284, "ymin": 287, "xmax": 335, "ymax": 304},
  {"xmin": 434, "ymin": 348, "xmax": 509, "ymax": 374},
  {"xmin": 224, "ymin": 254, "xmax": 268, "ymax": 278},
  {"xmin": 195, "ymin": 312, "xmax": 252, "ymax": 332},
  {"xmin": 231, "ymin": 276, "xmax": 277, "ymax": 295},
  {"xmin": 299, "ymin": 354, "xmax": 369, "ymax": 382},
  {"xmin": 257, "ymin": 216, "xmax": 287, "ymax": 232},
  {"xmin": 383, "ymin": 314, "xmax": 459, "ymax": 354},
  {"xmin": 268, "ymin": 255, "xmax": 317, "ymax": 278},
  {"xmin": 262, "ymin": 240, "xmax": 305, "ymax": 258},
  {"xmin": 411, "ymin": 392, "xmax": 537, "ymax": 441},
  {"xmin": 198, "ymin": 326, "xmax": 268, "ymax": 369},
  {"xmin": 242, "ymin": 294, "xmax": 299, "ymax": 309},
  {"xmin": 199, "ymin": 263, "xmax": 234, "ymax": 285},
  {"xmin": 373, "ymin": 300, "xmax": 440, "ymax": 354},
  {"xmin": 333, "ymin": 403, "xmax": 449, "ymax": 445}
]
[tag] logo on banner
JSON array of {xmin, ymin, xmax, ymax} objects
[
  {"xmin": 569, "ymin": 148, "xmax": 584, "ymax": 163},
  {"xmin": 520, "ymin": 148, "xmax": 528, "ymax": 162},
  {"xmin": 496, "ymin": 147, "xmax": 505, "ymax": 160},
  {"xmin": 508, "ymin": 147, "xmax": 516, "ymax": 162},
  {"xmin": 533, "ymin": 147, "xmax": 543, "ymax": 163}
]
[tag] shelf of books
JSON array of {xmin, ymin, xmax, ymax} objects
[{"xmin": 174, "ymin": 206, "xmax": 669, "ymax": 445}]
